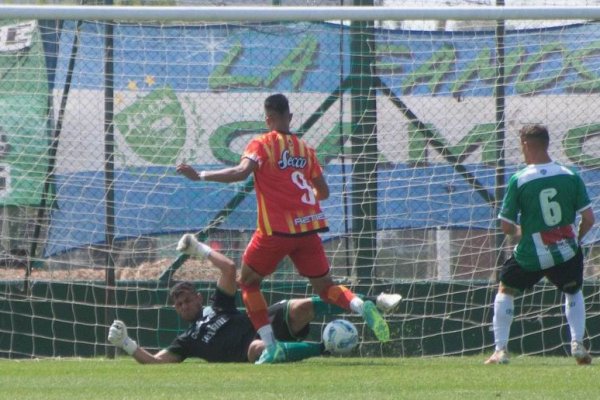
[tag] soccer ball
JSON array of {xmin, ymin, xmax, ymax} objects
[{"xmin": 322, "ymin": 319, "xmax": 359, "ymax": 355}]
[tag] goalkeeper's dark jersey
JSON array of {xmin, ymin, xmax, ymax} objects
[{"xmin": 166, "ymin": 288, "xmax": 256, "ymax": 362}]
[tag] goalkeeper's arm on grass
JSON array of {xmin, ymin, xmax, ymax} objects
[{"xmin": 108, "ymin": 319, "xmax": 182, "ymax": 364}]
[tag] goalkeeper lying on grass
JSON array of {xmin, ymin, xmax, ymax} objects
[{"xmin": 108, "ymin": 234, "xmax": 402, "ymax": 364}]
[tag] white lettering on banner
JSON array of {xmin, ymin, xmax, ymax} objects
[
  {"xmin": 55, "ymin": 92, "xmax": 600, "ymax": 171},
  {"xmin": 294, "ymin": 212, "xmax": 326, "ymax": 226},
  {"xmin": 0, "ymin": 21, "xmax": 36, "ymax": 52}
]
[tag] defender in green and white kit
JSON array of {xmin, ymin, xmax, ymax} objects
[
  {"xmin": 486, "ymin": 124, "xmax": 595, "ymax": 366},
  {"xmin": 500, "ymin": 162, "xmax": 590, "ymax": 270}
]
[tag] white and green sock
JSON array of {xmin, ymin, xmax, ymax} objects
[
  {"xmin": 493, "ymin": 292, "xmax": 514, "ymax": 351},
  {"xmin": 565, "ymin": 291, "xmax": 586, "ymax": 343}
]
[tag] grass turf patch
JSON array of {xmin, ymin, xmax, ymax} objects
[{"xmin": 0, "ymin": 356, "xmax": 596, "ymax": 400}]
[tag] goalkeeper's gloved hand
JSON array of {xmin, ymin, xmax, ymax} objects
[
  {"xmin": 177, "ymin": 233, "xmax": 212, "ymax": 258},
  {"xmin": 108, "ymin": 320, "xmax": 138, "ymax": 355}
]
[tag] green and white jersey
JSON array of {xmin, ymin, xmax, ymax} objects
[{"xmin": 499, "ymin": 162, "xmax": 591, "ymax": 271}]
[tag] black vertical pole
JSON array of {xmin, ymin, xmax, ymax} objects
[
  {"xmin": 350, "ymin": 0, "xmax": 377, "ymax": 287},
  {"xmin": 104, "ymin": 1, "xmax": 116, "ymax": 358}
]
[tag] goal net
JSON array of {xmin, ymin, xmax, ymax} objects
[{"xmin": 1, "ymin": 2, "xmax": 600, "ymax": 359}]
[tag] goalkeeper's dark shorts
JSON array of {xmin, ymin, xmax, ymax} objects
[
  {"xmin": 499, "ymin": 248, "xmax": 584, "ymax": 294},
  {"xmin": 268, "ymin": 299, "xmax": 310, "ymax": 342}
]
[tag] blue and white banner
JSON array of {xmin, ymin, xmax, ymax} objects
[{"xmin": 42, "ymin": 21, "xmax": 600, "ymax": 255}]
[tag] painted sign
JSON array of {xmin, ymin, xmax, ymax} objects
[{"xmin": 39, "ymin": 21, "xmax": 600, "ymax": 254}]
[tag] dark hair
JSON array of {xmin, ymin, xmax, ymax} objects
[
  {"xmin": 519, "ymin": 124, "xmax": 550, "ymax": 145},
  {"xmin": 519, "ymin": 124, "xmax": 549, "ymax": 147},
  {"xmin": 170, "ymin": 281, "xmax": 197, "ymax": 301},
  {"xmin": 264, "ymin": 93, "xmax": 290, "ymax": 115}
]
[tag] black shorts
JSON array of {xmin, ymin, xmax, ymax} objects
[
  {"xmin": 499, "ymin": 249, "xmax": 584, "ymax": 294},
  {"xmin": 268, "ymin": 300, "xmax": 310, "ymax": 342}
]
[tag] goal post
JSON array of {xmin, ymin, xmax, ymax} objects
[
  {"xmin": 0, "ymin": 4, "xmax": 599, "ymax": 359},
  {"xmin": 3, "ymin": 5, "xmax": 600, "ymax": 21}
]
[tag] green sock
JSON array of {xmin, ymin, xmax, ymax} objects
[
  {"xmin": 281, "ymin": 342, "xmax": 324, "ymax": 362},
  {"xmin": 311, "ymin": 294, "xmax": 371, "ymax": 318}
]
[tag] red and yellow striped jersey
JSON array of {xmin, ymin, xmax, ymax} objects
[{"xmin": 242, "ymin": 130, "xmax": 329, "ymax": 236}]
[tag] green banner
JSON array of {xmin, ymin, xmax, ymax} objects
[
  {"xmin": 114, "ymin": 86, "xmax": 187, "ymax": 165},
  {"xmin": 0, "ymin": 21, "xmax": 49, "ymax": 206}
]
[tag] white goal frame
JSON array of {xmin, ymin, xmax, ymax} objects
[
  {"xmin": 1, "ymin": 5, "xmax": 600, "ymax": 22},
  {"xmin": 1, "ymin": 3, "xmax": 599, "ymax": 360}
]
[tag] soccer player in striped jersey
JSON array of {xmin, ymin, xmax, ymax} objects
[
  {"xmin": 485, "ymin": 124, "xmax": 595, "ymax": 365},
  {"xmin": 176, "ymin": 93, "xmax": 390, "ymax": 363}
]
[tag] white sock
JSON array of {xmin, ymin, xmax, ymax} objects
[
  {"xmin": 493, "ymin": 292, "xmax": 514, "ymax": 351},
  {"xmin": 349, "ymin": 297, "xmax": 364, "ymax": 315},
  {"xmin": 257, "ymin": 325, "xmax": 276, "ymax": 347},
  {"xmin": 565, "ymin": 291, "xmax": 586, "ymax": 343}
]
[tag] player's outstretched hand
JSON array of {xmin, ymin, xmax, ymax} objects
[
  {"xmin": 176, "ymin": 234, "xmax": 193, "ymax": 254},
  {"xmin": 177, "ymin": 233, "xmax": 211, "ymax": 258},
  {"xmin": 108, "ymin": 320, "xmax": 127, "ymax": 345},
  {"xmin": 108, "ymin": 320, "xmax": 138, "ymax": 355}
]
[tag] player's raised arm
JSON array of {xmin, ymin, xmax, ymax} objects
[{"xmin": 177, "ymin": 233, "xmax": 237, "ymax": 296}]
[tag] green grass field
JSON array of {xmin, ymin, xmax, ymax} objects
[{"xmin": 1, "ymin": 356, "xmax": 597, "ymax": 400}]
